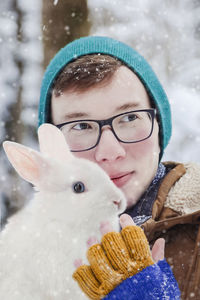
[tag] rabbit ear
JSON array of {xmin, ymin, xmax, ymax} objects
[
  {"xmin": 38, "ymin": 123, "xmax": 73, "ymax": 161},
  {"xmin": 3, "ymin": 141, "xmax": 49, "ymax": 186}
]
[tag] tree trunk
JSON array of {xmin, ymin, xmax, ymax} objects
[{"xmin": 42, "ymin": 0, "xmax": 90, "ymax": 68}]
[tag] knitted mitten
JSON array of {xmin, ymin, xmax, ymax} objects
[{"xmin": 73, "ymin": 225, "xmax": 154, "ymax": 299}]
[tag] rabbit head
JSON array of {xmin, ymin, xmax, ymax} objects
[{"xmin": 3, "ymin": 124, "xmax": 127, "ymax": 230}]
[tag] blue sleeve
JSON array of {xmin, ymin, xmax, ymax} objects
[{"xmin": 103, "ymin": 259, "xmax": 181, "ymax": 300}]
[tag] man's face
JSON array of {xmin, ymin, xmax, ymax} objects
[{"xmin": 52, "ymin": 66, "xmax": 160, "ymax": 208}]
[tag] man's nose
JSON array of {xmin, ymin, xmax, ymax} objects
[{"xmin": 94, "ymin": 128, "xmax": 126, "ymax": 162}]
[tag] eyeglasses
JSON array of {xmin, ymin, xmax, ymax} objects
[{"xmin": 55, "ymin": 109, "xmax": 156, "ymax": 152}]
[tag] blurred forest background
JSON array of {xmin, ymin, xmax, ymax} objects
[{"xmin": 0, "ymin": 0, "xmax": 200, "ymax": 226}]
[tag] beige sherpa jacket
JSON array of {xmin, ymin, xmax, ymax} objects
[{"xmin": 142, "ymin": 162, "xmax": 200, "ymax": 300}]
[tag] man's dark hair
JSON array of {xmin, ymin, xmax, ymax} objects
[{"xmin": 52, "ymin": 54, "xmax": 124, "ymax": 96}]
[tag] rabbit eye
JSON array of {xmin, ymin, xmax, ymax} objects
[{"xmin": 72, "ymin": 181, "xmax": 85, "ymax": 193}]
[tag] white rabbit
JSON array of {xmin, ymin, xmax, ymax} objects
[{"xmin": 0, "ymin": 124, "xmax": 126, "ymax": 300}]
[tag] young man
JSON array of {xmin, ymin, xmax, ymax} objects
[{"xmin": 38, "ymin": 36, "xmax": 200, "ymax": 299}]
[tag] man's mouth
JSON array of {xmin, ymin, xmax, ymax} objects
[{"xmin": 110, "ymin": 172, "xmax": 134, "ymax": 188}]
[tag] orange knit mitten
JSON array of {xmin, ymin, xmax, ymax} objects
[{"xmin": 73, "ymin": 225, "xmax": 154, "ymax": 299}]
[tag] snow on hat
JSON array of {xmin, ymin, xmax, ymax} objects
[{"xmin": 38, "ymin": 36, "xmax": 172, "ymax": 157}]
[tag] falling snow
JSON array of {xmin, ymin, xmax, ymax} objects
[
  {"xmin": 0, "ymin": 2, "xmax": 200, "ymax": 297},
  {"xmin": 53, "ymin": 0, "xmax": 59, "ymax": 6}
]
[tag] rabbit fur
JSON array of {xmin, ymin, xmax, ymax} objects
[{"xmin": 0, "ymin": 124, "xmax": 127, "ymax": 300}]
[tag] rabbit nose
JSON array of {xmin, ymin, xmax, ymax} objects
[
  {"xmin": 113, "ymin": 199, "xmax": 121, "ymax": 210},
  {"xmin": 113, "ymin": 197, "xmax": 126, "ymax": 213}
]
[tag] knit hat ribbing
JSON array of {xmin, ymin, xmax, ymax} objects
[{"xmin": 38, "ymin": 36, "xmax": 172, "ymax": 157}]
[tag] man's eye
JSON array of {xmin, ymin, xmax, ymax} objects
[
  {"xmin": 72, "ymin": 122, "xmax": 91, "ymax": 130},
  {"xmin": 121, "ymin": 114, "xmax": 137, "ymax": 122}
]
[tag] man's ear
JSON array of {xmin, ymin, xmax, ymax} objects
[
  {"xmin": 3, "ymin": 141, "xmax": 49, "ymax": 186},
  {"xmin": 38, "ymin": 123, "xmax": 73, "ymax": 161}
]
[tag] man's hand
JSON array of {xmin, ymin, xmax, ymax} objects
[{"xmin": 74, "ymin": 213, "xmax": 165, "ymax": 269}]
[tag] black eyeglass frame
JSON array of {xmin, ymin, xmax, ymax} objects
[{"xmin": 55, "ymin": 108, "xmax": 156, "ymax": 152}]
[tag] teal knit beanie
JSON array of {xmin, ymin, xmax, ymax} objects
[{"xmin": 38, "ymin": 36, "xmax": 171, "ymax": 157}]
